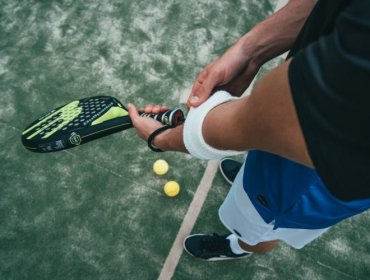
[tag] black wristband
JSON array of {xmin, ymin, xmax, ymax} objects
[{"xmin": 147, "ymin": 125, "xmax": 174, "ymax": 152}]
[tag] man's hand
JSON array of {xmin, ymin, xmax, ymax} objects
[
  {"xmin": 128, "ymin": 103, "xmax": 187, "ymax": 153},
  {"xmin": 127, "ymin": 104, "xmax": 168, "ymax": 141},
  {"xmin": 187, "ymin": 38, "xmax": 260, "ymax": 108},
  {"xmin": 187, "ymin": 0, "xmax": 316, "ymax": 108}
]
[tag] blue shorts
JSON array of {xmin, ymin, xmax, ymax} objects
[{"xmin": 219, "ymin": 158, "xmax": 329, "ymax": 249}]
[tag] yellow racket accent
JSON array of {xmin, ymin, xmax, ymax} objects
[
  {"xmin": 23, "ymin": 101, "xmax": 82, "ymax": 139},
  {"xmin": 91, "ymin": 106, "xmax": 128, "ymax": 125}
]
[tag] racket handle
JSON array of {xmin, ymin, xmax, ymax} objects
[{"xmin": 139, "ymin": 108, "xmax": 185, "ymax": 127}]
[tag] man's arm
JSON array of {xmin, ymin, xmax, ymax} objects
[
  {"xmin": 245, "ymin": 0, "xmax": 316, "ymax": 66},
  {"xmin": 187, "ymin": 0, "xmax": 316, "ymax": 107},
  {"xmin": 128, "ymin": 0, "xmax": 317, "ymax": 166},
  {"xmin": 148, "ymin": 59, "xmax": 313, "ymax": 167}
]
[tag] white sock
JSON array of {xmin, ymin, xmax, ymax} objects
[{"xmin": 227, "ymin": 234, "xmax": 252, "ymax": 255}]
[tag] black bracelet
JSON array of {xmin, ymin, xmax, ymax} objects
[{"xmin": 147, "ymin": 125, "xmax": 174, "ymax": 152}]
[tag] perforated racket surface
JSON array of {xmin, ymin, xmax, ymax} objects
[{"xmin": 22, "ymin": 96, "xmax": 184, "ymax": 153}]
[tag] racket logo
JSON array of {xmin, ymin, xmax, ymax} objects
[{"xmin": 69, "ymin": 132, "xmax": 82, "ymax": 145}]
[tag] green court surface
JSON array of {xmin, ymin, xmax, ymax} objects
[{"xmin": 1, "ymin": 1, "xmax": 369, "ymax": 279}]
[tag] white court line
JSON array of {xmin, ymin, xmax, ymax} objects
[{"xmin": 157, "ymin": 160, "xmax": 219, "ymax": 280}]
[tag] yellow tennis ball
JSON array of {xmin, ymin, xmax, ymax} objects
[
  {"xmin": 153, "ymin": 159, "xmax": 169, "ymax": 176},
  {"xmin": 164, "ymin": 181, "xmax": 180, "ymax": 197}
]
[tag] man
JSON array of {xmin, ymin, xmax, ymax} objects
[{"xmin": 128, "ymin": 0, "xmax": 370, "ymax": 261}]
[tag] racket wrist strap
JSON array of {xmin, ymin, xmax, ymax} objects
[{"xmin": 147, "ymin": 125, "xmax": 173, "ymax": 152}]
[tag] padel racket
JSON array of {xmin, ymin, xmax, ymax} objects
[{"xmin": 21, "ymin": 96, "xmax": 185, "ymax": 153}]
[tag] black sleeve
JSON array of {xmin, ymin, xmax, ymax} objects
[{"xmin": 288, "ymin": 0, "xmax": 370, "ymax": 201}]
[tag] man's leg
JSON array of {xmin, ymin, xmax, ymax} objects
[
  {"xmin": 184, "ymin": 156, "xmax": 279, "ymax": 261},
  {"xmin": 238, "ymin": 239, "xmax": 278, "ymax": 253},
  {"xmin": 227, "ymin": 233, "xmax": 279, "ymax": 254},
  {"xmin": 183, "ymin": 150, "xmax": 330, "ymax": 261}
]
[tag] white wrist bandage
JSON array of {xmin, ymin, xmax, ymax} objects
[{"xmin": 183, "ymin": 91, "xmax": 244, "ymax": 160}]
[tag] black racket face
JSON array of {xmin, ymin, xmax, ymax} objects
[{"xmin": 22, "ymin": 96, "xmax": 132, "ymax": 153}]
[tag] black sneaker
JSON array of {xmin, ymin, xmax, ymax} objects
[
  {"xmin": 183, "ymin": 233, "xmax": 252, "ymax": 261},
  {"xmin": 219, "ymin": 158, "xmax": 242, "ymax": 184}
]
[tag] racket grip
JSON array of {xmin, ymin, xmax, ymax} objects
[{"xmin": 139, "ymin": 108, "xmax": 185, "ymax": 127}]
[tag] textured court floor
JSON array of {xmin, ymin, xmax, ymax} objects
[{"xmin": 1, "ymin": 0, "xmax": 370, "ymax": 279}]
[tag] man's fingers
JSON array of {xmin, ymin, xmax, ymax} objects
[
  {"xmin": 188, "ymin": 70, "xmax": 221, "ymax": 107},
  {"xmin": 160, "ymin": 105, "xmax": 170, "ymax": 112},
  {"xmin": 128, "ymin": 103, "xmax": 158, "ymax": 139},
  {"xmin": 195, "ymin": 64, "xmax": 211, "ymax": 84},
  {"xmin": 187, "ymin": 60, "xmax": 228, "ymax": 108},
  {"xmin": 187, "ymin": 66, "xmax": 211, "ymax": 107},
  {"xmin": 141, "ymin": 104, "xmax": 170, "ymax": 114},
  {"xmin": 187, "ymin": 87, "xmax": 209, "ymax": 108},
  {"xmin": 127, "ymin": 103, "xmax": 140, "ymax": 124}
]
